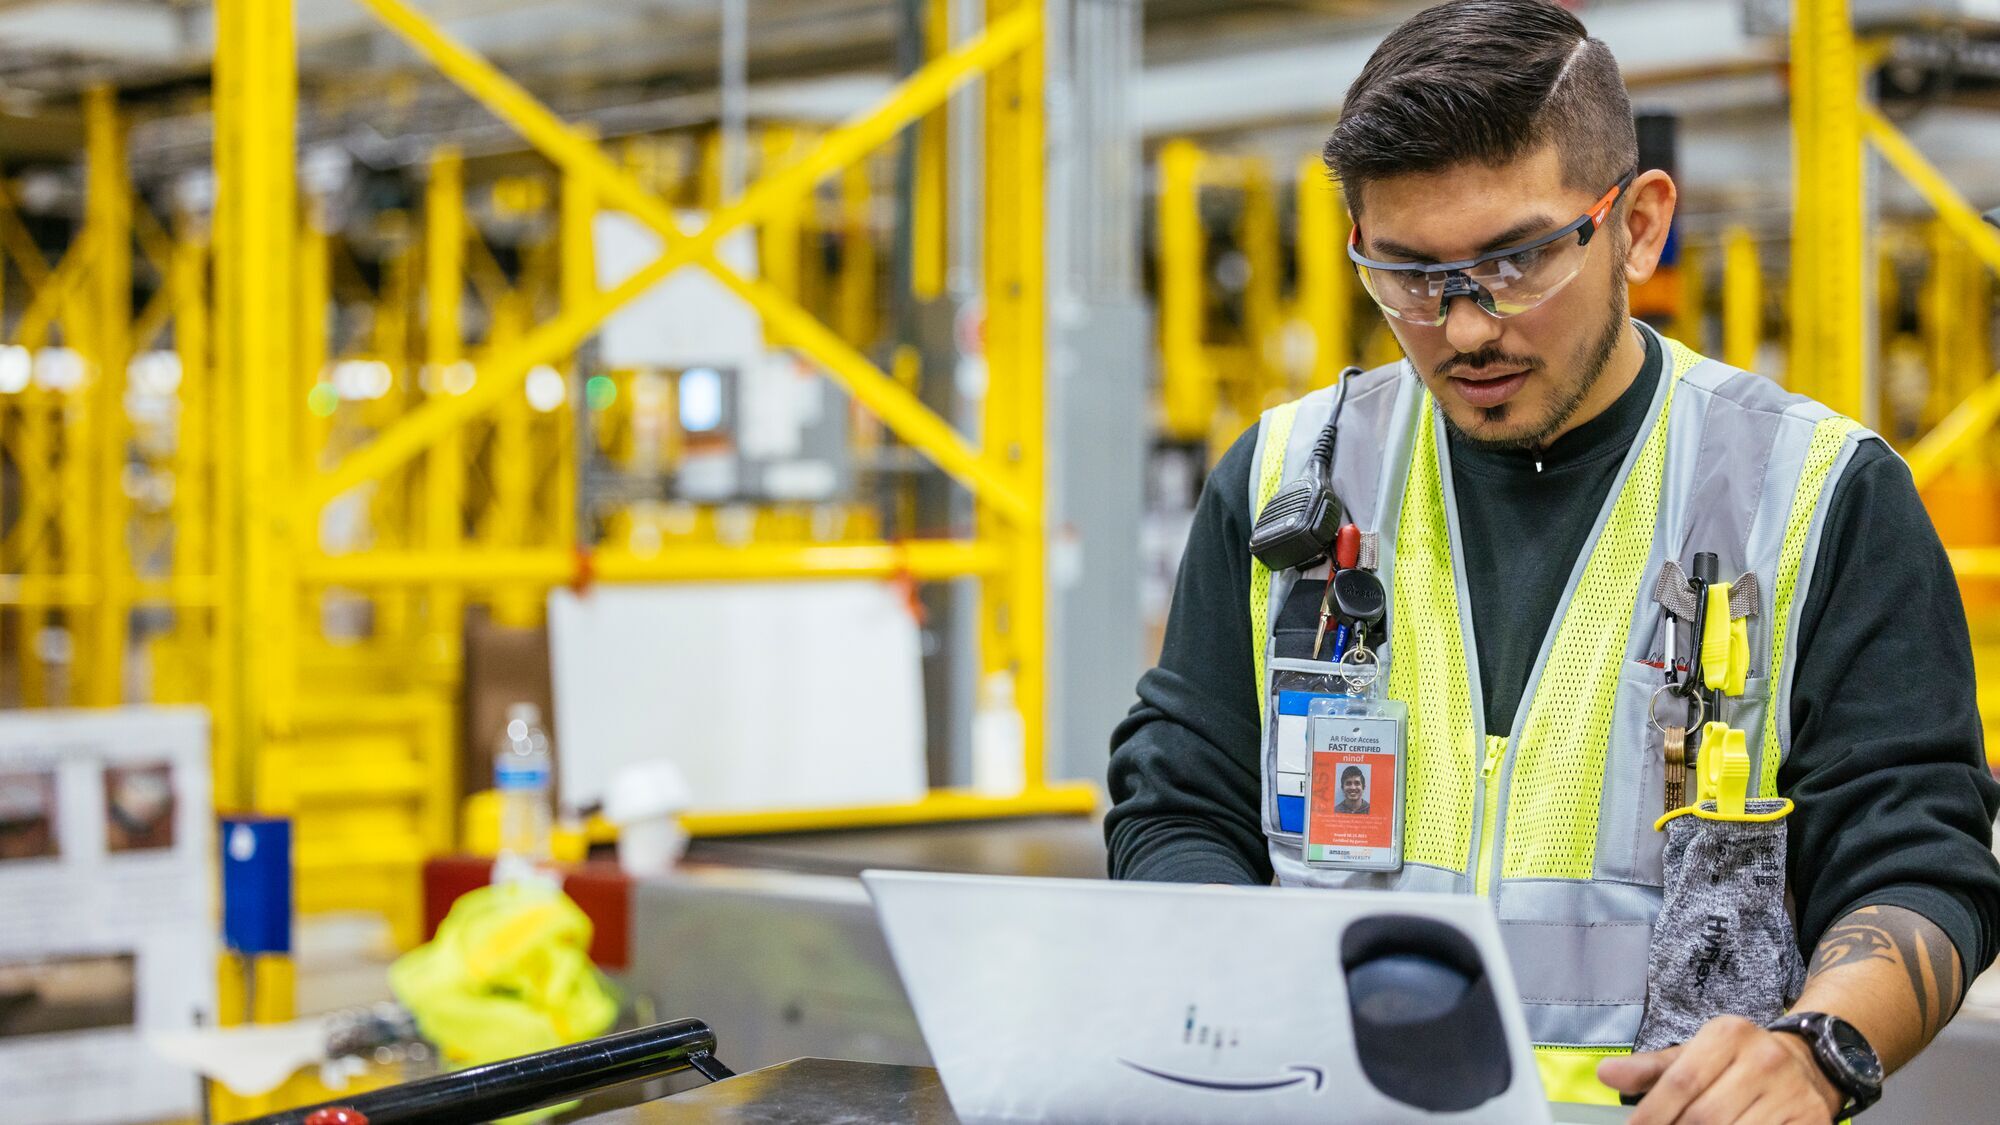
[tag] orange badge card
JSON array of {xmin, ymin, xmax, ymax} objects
[{"xmin": 1303, "ymin": 712, "xmax": 1401, "ymax": 869}]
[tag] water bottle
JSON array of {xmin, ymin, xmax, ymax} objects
[{"xmin": 493, "ymin": 702, "xmax": 554, "ymax": 885}]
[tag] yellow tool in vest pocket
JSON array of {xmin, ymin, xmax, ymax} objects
[
  {"xmin": 1701, "ymin": 582, "xmax": 1733, "ymax": 691},
  {"xmin": 1658, "ymin": 722, "xmax": 1793, "ymax": 828}
]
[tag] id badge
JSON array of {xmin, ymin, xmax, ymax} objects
[{"xmin": 1303, "ymin": 697, "xmax": 1406, "ymax": 871}]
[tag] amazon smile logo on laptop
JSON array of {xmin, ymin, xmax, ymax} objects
[
  {"xmin": 1117, "ymin": 1059, "xmax": 1327, "ymax": 1094},
  {"xmin": 1115, "ymin": 1003, "xmax": 1324, "ymax": 1096}
]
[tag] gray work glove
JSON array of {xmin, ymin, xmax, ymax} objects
[{"xmin": 1633, "ymin": 799, "xmax": 1805, "ymax": 1053}]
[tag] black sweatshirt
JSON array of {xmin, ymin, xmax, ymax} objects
[{"xmin": 1106, "ymin": 329, "xmax": 2000, "ymax": 989}]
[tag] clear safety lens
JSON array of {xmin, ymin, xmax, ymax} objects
[{"xmin": 1358, "ymin": 230, "xmax": 1593, "ymax": 326}]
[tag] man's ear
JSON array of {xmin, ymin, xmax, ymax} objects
[{"xmin": 1619, "ymin": 169, "xmax": 1678, "ymax": 286}]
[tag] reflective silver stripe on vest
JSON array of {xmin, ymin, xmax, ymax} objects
[{"xmin": 1248, "ymin": 323, "xmax": 1880, "ymax": 1047}]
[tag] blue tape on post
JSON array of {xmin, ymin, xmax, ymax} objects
[{"xmin": 221, "ymin": 817, "xmax": 293, "ymax": 955}]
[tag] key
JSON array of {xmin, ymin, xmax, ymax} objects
[
  {"xmin": 1664, "ymin": 724, "xmax": 1687, "ymax": 811},
  {"xmin": 1313, "ymin": 579, "xmax": 1336, "ymax": 660}
]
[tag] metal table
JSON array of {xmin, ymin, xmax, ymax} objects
[
  {"xmin": 575, "ymin": 1058, "xmax": 1636, "ymax": 1123},
  {"xmin": 579, "ymin": 1059, "xmax": 956, "ymax": 1123}
]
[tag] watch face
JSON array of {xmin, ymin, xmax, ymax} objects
[{"xmin": 1827, "ymin": 1019, "xmax": 1884, "ymax": 1086}]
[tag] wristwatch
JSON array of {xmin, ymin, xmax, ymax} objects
[{"xmin": 1766, "ymin": 1012, "xmax": 1884, "ymax": 1115}]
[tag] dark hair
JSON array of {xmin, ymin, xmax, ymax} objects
[
  {"xmin": 1341, "ymin": 766, "xmax": 1365, "ymax": 785},
  {"xmin": 1323, "ymin": 0, "xmax": 1637, "ymax": 212}
]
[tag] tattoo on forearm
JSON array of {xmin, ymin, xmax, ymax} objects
[{"xmin": 1807, "ymin": 905, "xmax": 1964, "ymax": 1042}]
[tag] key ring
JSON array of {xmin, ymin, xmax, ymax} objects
[
  {"xmin": 1339, "ymin": 645, "xmax": 1380, "ymax": 691},
  {"xmin": 1649, "ymin": 682, "xmax": 1698, "ymax": 736}
]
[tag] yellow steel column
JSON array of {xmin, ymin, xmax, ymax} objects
[
  {"xmin": 213, "ymin": 0, "xmax": 298, "ymax": 814},
  {"xmin": 1923, "ymin": 221, "xmax": 1962, "ymax": 431},
  {"xmin": 1674, "ymin": 239, "xmax": 1708, "ymax": 353},
  {"xmin": 1295, "ymin": 157, "xmax": 1351, "ymax": 391},
  {"xmin": 298, "ymin": 199, "xmax": 331, "ymax": 483},
  {"xmin": 167, "ymin": 212, "xmax": 211, "ymax": 704},
  {"xmin": 760, "ymin": 128, "xmax": 805, "ymax": 305},
  {"xmin": 488, "ymin": 290, "xmax": 539, "ymax": 626},
  {"xmin": 372, "ymin": 225, "xmax": 417, "ymax": 641},
  {"xmin": 838, "ymin": 161, "xmax": 878, "ymax": 347},
  {"xmin": 1158, "ymin": 139, "xmax": 1210, "ymax": 442},
  {"xmin": 1789, "ymin": 0, "xmax": 1867, "ymax": 417},
  {"xmin": 981, "ymin": 0, "xmax": 1047, "ymax": 789},
  {"xmin": 1722, "ymin": 225, "xmax": 1763, "ymax": 373},
  {"xmin": 424, "ymin": 147, "xmax": 466, "ymax": 669},
  {"xmin": 1239, "ymin": 160, "xmax": 1283, "ymax": 404},
  {"xmin": 84, "ymin": 85, "xmax": 131, "ymax": 705},
  {"xmin": 59, "ymin": 281, "xmax": 95, "ymax": 703},
  {"xmin": 558, "ymin": 164, "xmax": 594, "ymax": 555},
  {"xmin": 912, "ymin": 0, "xmax": 949, "ymax": 301}
]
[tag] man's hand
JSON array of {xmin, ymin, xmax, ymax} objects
[{"xmin": 1597, "ymin": 1015, "xmax": 1844, "ymax": 1125}]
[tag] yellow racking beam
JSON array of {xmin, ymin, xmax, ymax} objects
[
  {"xmin": 1862, "ymin": 108, "xmax": 2000, "ymax": 277},
  {"xmin": 299, "ymin": 540, "xmax": 1008, "ymax": 586},
  {"xmin": 1858, "ymin": 110, "xmax": 2000, "ymax": 487},
  {"xmin": 321, "ymin": 0, "xmax": 1040, "ymax": 523}
]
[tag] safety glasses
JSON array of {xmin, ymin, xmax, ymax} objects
[{"xmin": 1347, "ymin": 171, "xmax": 1635, "ymax": 326}]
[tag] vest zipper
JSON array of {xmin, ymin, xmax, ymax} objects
[{"xmin": 1475, "ymin": 735, "xmax": 1505, "ymax": 897}]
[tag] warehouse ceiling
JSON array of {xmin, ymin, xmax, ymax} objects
[{"xmin": 0, "ymin": 0, "xmax": 1993, "ymax": 214}]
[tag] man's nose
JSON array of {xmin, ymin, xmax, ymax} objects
[{"xmin": 1442, "ymin": 293, "xmax": 1502, "ymax": 356}]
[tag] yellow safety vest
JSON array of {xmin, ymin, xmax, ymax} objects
[{"xmin": 1247, "ymin": 328, "xmax": 1872, "ymax": 1103}]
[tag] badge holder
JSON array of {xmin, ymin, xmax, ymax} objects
[
  {"xmin": 1263, "ymin": 629, "xmax": 1389, "ymax": 834},
  {"xmin": 1300, "ymin": 652, "xmax": 1406, "ymax": 872},
  {"xmin": 1261, "ymin": 537, "xmax": 1392, "ymax": 843}
]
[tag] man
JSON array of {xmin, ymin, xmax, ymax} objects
[
  {"xmin": 1106, "ymin": 1, "xmax": 2000, "ymax": 1119},
  {"xmin": 1336, "ymin": 766, "xmax": 1369, "ymax": 815}
]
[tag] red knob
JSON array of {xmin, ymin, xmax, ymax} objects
[
  {"xmin": 304, "ymin": 1109, "xmax": 369, "ymax": 1125},
  {"xmin": 1334, "ymin": 523, "xmax": 1361, "ymax": 570}
]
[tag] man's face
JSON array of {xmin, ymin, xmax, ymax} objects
[
  {"xmin": 1343, "ymin": 775, "xmax": 1364, "ymax": 804},
  {"xmin": 1352, "ymin": 145, "xmax": 1634, "ymax": 451}
]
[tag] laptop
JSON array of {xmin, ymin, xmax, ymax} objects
[{"xmin": 864, "ymin": 871, "xmax": 1631, "ymax": 1124}]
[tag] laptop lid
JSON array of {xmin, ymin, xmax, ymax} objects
[{"xmin": 863, "ymin": 871, "xmax": 1554, "ymax": 1125}]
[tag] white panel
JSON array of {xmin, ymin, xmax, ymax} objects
[
  {"xmin": 0, "ymin": 707, "xmax": 214, "ymax": 1125},
  {"xmin": 592, "ymin": 210, "xmax": 764, "ymax": 371},
  {"xmin": 549, "ymin": 582, "xmax": 928, "ymax": 812}
]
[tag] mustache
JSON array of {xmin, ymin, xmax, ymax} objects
[{"xmin": 1434, "ymin": 349, "xmax": 1543, "ymax": 379}]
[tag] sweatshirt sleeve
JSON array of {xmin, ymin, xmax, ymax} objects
[
  {"xmin": 1104, "ymin": 427, "xmax": 1273, "ymax": 885},
  {"xmin": 1779, "ymin": 442, "xmax": 2000, "ymax": 995}
]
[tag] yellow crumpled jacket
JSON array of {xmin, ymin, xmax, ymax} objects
[{"xmin": 389, "ymin": 880, "xmax": 620, "ymax": 1120}]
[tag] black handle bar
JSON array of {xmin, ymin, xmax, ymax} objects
[{"xmin": 232, "ymin": 1018, "xmax": 734, "ymax": 1125}]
